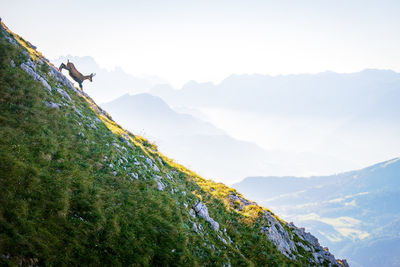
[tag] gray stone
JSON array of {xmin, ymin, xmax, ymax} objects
[
  {"xmin": 217, "ymin": 235, "xmax": 228, "ymax": 245},
  {"xmin": 10, "ymin": 60, "xmax": 15, "ymax": 68},
  {"xmin": 112, "ymin": 142, "xmax": 120, "ymax": 148},
  {"xmin": 260, "ymin": 211, "xmax": 297, "ymax": 259},
  {"xmin": 48, "ymin": 66, "xmax": 75, "ymax": 90},
  {"xmin": 145, "ymin": 158, "xmax": 153, "ymax": 166},
  {"xmin": 5, "ymin": 35, "xmax": 17, "ymax": 46},
  {"xmin": 57, "ymin": 88, "xmax": 71, "ymax": 101},
  {"xmin": 44, "ymin": 101, "xmax": 60, "ymax": 109},
  {"xmin": 20, "ymin": 62, "xmax": 52, "ymax": 91},
  {"xmin": 72, "ymin": 106, "xmax": 83, "ymax": 116},
  {"xmin": 296, "ymin": 241, "xmax": 311, "ymax": 252},
  {"xmin": 189, "ymin": 209, "xmax": 196, "ymax": 218},
  {"xmin": 154, "ymin": 175, "xmax": 165, "ymax": 191},
  {"xmin": 193, "ymin": 201, "xmax": 219, "ymax": 232},
  {"xmin": 192, "ymin": 222, "xmax": 199, "ymax": 233},
  {"xmin": 119, "ymin": 136, "xmax": 132, "ymax": 148},
  {"xmin": 153, "ymin": 164, "xmax": 160, "ymax": 172},
  {"xmin": 156, "ymin": 181, "xmax": 165, "ymax": 191}
]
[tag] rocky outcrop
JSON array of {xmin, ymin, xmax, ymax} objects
[
  {"xmin": 259, "ymin": 212, "xmax": 349, "ymax": 266},
  {"xmin": 261, "ymin": 211, "xmax": 297, "ymax": 259},
  {"xmin": 193, "ymin": 201, "xmax": 219, "ymax": 232},
  {"xmin": 20, "ymin": 61, "xmax": 51, "ymax": 91}
]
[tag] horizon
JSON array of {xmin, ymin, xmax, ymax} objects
[{"xmin": 52, "ymin": 53, "xmax": 400, "ymax": 89}]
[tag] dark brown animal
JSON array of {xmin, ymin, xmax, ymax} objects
[{"xmin": 59, "ymin": 60, "xmax": 95, "ymax": 90}]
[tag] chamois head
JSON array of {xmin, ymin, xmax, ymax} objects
[{"xmin": 89, "ymin": 73, "xmax": 96, "ymax": 82}]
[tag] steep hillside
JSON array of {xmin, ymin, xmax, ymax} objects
[
  {"xmin": 233, "ymin": 158, "xmax": 400, "ymax": 266},
  {"xmin": 0, "ymin": 21, "xmax": 347, "ymax": 266}
]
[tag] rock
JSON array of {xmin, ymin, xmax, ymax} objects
[
  {"xmin": 338, "ymin": 259, "xmax": 350, "ymax": 267},
  {"xmin": 20, "ymin": 62, "xmax": 52, "ymax": 91},
  {"xmin": 156, "ymin": 181, "xmax": 165, "ymax": 191},
  {"xmin": 145, "ymin": 158, "xmax": 153, "ymax": 166},
  {"xmin": 260, "ymin": 211, "xmax": 297, "ymax": 259},
  {"xmin": 153, "ymin": 164, "xmax": 160, "ymax": 172},
  {"xmin": 154, "ymin": 175, "xmax": 165, "ymax": 191},
  {"xmin": 10, "ymin": 60, "xmax": 15, "ymax": 68},
  {"xmin": 109, "ymin": 163, "xmax": 114, "ymax": 169},
  {"xmin": 112, "ymin": 142, "xmax": 120, "ymax": 148},
  {"xmin": 57, "ymin": 88, "xmax": 71, "ymax": 101},
  {"xmin": 193, "ymin": 201, "xmax": 219, "ymax": 232},
  {"xmin": 192, "ymin": 222, "xmax": 199, "ymax": 233},
  {"xmin": 4, "ymin": 34, "xmax": 17, "ymax": 46},
  {"xmin": 119, "ymin": 136, "xmax": 132, "ymax": 148},
  {"xmin": 189, "ymin": 209, "xmax": 196, "ymax": 218},
  {"xmin": 217, "ymin": 235, "xmax": 228, "ymax": 245},
  {"xmin": 112, "ymin": 171, "xmax": 117, "ymax": 176},
  {"xmin": 296, "ymin": 241, "xmax": 311, "ymax": 252},
  {"xmin": 72, "ymin": 105, "xmax": 83, "ymax": 116},
  {"xmin": 48, "ymin": 66, "xmax": 75, "ymax": 90},
  {"xmin": 44, "ymin": 101, "xmax": 60, "ymax": 109},
  {"xmin": 287, "ymin": 222, "xmax": 343, "ymax": 265},
  {"xmin": 26, "ymin": 40, "xmax": 37, "ymax": 50}
]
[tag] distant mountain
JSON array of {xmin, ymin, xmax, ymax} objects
[
  {"xmin": 51, "ymin": 55, "xmax": 166, "ymax": 103},
  {"xmin": 102, "ymin": 93, "xmax": 282, "ymax": 183},
  {"xmin": 233, "ymin": 158, "xmax": 400, "ymax": 266},
  {"xmin": 150, "ymin": 70, "xmax": 400, "ymax": 118}
]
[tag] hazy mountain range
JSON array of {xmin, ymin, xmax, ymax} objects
[
  {"xmin": 150, "ymin": 70, "xmax": 400, "ymax": 118},
  {"xmin": 233, "ymin": 158, "xmax": 400, "ymax": 267}
]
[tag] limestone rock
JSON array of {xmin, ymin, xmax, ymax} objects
[
  {"xmin": 44, "ymin": 101, "xmax": 60, "ymax": 109},
  {"xmin": 193, "ymin": 201, "xmax": 219, "ymax": 232},
  {"xmin": 20, "ymin": 62, "xmax": 51, "ymax": 91},
  {"xmin": 57, "ymin": 88, "xmax": 71, "ymax": 101}
]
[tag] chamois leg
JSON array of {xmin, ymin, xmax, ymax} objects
[
  {"xmin": 58, "ymin": 63, "xmax": 66, "ymax": 72},
  {"xmin": 79, "ymin": 83, "xmax": 83, "ymax": 90}
]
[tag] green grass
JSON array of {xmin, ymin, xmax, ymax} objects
[{"xmin": 0, "ymin": 22, "xmax": 322, "ymax": 266}]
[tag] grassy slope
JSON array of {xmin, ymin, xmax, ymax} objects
[{"xmin": 0, "ymin": 22, "xmax": 314, "ymax": 266}]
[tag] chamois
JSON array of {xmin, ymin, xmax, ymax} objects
[{"xmin": 59, "ymin": 60, "xmax": 95, "ymax": 90}]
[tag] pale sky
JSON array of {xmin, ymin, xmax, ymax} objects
[{"xmin": 3, "ymin": 0, "xmax": 400, "ymax": 87}]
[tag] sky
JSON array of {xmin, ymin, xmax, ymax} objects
[{"xmin": 2, "ymin": 0, "xmax": 400, "ymax": 88}]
